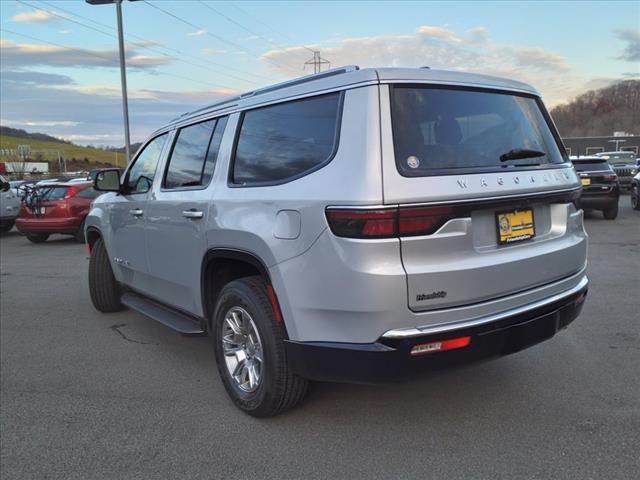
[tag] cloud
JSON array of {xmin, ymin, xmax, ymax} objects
[
  {"xmin": 202, "ymin": 47, "xmax": 226, "ymax": 56},
  {"xmin": 0, "ymin": 39, "xmax": 171, "ymax": 70},
  {"xmin": 417, "ymin": 26, "xmax": 462, "ymax": 43},
  {"xmin": 11, "ymin": 10, "xmax": 62, "ymax": 23},
  {"xmin": 1, "ymin": 70, "xmax": 75, "ymax": 86},
  {"xmin": 188, "ymin": 29, "xmax": 207, "ymax": 37},
  {"xmin": 615, "ymin": 29, "xmax": 640, "ymax": 62},
  {"xmin": 244, "ymin": 35, "xmax": 260, "ymax": 41},
  {"xmin": 510, "ymin": 47, "xmax": 571, "ymax": 72},
  {"xmin": 261, "ymin": 25, "xmax": 588, "ymax": 105},
  {"xmin": 0, "ymin": 78, "xmax": 238, "ymax": 146},
  {"xmin": 2, "ymin": 119, "xmax": 80, "ymax": 127}
]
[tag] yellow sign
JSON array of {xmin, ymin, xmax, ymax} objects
[
  {"xmin": 496, "ymin": 209, "xmax": 535, "ymax": 244},
  {"xmin": 581, "ymin": 178, "xmax": 591, "ymax": 186}
]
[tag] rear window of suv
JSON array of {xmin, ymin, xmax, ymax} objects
[
  {"xmin": 232, "ymin": 92, "xmax": 342, "ymax": 186},
  {"xmin": 572, "ymin": 159, "xmax": 611, "ymax": 172},
  {"xmin": 390, "ymin": 86, "xmax": 566, "ymax": 177}
]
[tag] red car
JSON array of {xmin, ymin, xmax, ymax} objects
[{"xmin": 16, "ymin": 182, "xmax": 101, "ymax": 243}]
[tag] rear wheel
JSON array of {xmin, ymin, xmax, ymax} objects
[
  {"xmin": 88, "ymin": 237, "xmax": 123, "ymax": 312},
  {"xmin": 26, "ymin": 233, "xmax": 49, "ymax": 243},
  {"xmin": 212, "ymin": 276, "xmax": 308, "ymax": 417},
  {"xmin": 603, "ymin": 203, "xmax": 618, "ymax": 220},
  {"xmin": 631, "ymin": 185, "xmax": 640, "ymax": 210}
]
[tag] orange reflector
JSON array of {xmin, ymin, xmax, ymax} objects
[
  {"xmin": 574, "ymin": 291, "xmax": 587, "ymax": 306},
  {"xmin": 410, "ymin": 336, "xmax": 471, "ymax": 356}
]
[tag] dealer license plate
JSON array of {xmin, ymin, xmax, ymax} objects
[{"xmin": 496, "ymin": 208, "xmax": 535, "ymax": 245}]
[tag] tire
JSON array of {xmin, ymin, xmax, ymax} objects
[
  {"xmin": 0, "ymin": 220, "xmax": 14, "ymax": 233},
  {"xmin": 75, "ymin": 220, "xmax": 86, "ymax": 243},
  {"xmin": 88, "ymin": 237, "xmax": 124, "ymax": 312},
  {"xmin": 603, "ymin": 203, "xmax": 618, "ymax": 220},
  {"xmin": 212, "ymin": 276, "xmax": 308, "ymax": 417},
  {"xmin": 631, "ymin": 186, "xmax": 640, "ymax": 211},
  {"xmin": 26, "ymin": 233, "xmax": 49, "ymax": 243}
]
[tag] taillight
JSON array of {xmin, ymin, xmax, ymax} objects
[
  {"xmin": 325, "ymin": 208, "xmax": 396, "ymax": 238},
  {"xmin": 398, "ymin": 206, "xmax": 454, "ymax": 236},
  {"xmin": 326, "ymin": 206, "xmax": 454, "ymax": 239},
  {"xmin": 63, "ymin": 186, "xmax": 80, "ymax": 199}
]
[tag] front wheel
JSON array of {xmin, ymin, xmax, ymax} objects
[
  {"xmin": 26, "ymin": 233, "xmax": 49, "ymax": 243},
  {"xmin": 631, "ymin": 186, "xmax": 640, "ymax": 211},
  {"xmin": 212, "ymin": 276, "xmax": 308, "ymax": 417},
  {"xmin": 0, "ymin": 220, "xmax": 14, "ymax": 233},
  {"xmin": 88, "ymin": 237, "xmax": 123, "ymax": 312},
  {"xmin": 603, "ymin": 203, "xmax": 618, "ymax": 220}
]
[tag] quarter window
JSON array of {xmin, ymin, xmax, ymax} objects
[
  {"xmin": 126, "ymin": 133, "xmax": 168, "ymax": 194},
  {"xmin": 164, "ymin": 117, "xmax": 228, "ymax": 189},
  {"xmin": 232, "ymin": 93, "xmax": 341, "ymax": 185}
]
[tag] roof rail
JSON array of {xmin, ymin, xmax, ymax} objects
[
  {"xmin": 170, "ymin": 65, "xmax": 359, "ymax": 123},
  {"xmin": 245, "ymin": 65, "xmax": 360, "ymax": 98}
]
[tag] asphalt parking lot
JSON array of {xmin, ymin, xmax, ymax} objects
[{"xmin": 1, "ymin": 200, "xmax": 638, "ymax": 480}]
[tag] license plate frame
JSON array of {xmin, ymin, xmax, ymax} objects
[{"xmin": 495, "ymin": 208, "xmax": 535, "ymax": 245}]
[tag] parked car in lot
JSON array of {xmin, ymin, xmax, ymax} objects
[
  {"xmin": 631, "ymin": 172, "xmax": 640, "ymax": 210},
  {"xmin": 86, "ymin": 66, "xmax": 588, "ymax": 416},
  {"xmin": 596, "ymin": 151, "xmax": 638, "ymax": 190},
  {"xmin": 0, "ymin": 174, "xmax": 20, "ymax": 232},
  {"xmin": 16, "ymin": 181, "xmax": 102, "ymax": 243},
  {"xmin": 571, "ymin": 156, "xmax": 620, "ymax": 219}
]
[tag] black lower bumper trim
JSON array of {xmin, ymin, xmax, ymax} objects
[{"xmin": 285, "ymin": 285, "xmax": 587, "ymax": 383}]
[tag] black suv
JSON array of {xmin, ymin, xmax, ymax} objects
[{"xmin": 572, "ymin": 156, "xmax": 620, "ymax": 219}]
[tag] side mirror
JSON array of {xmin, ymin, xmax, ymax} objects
[{"xmin": 94, "ymin": 169, "xmax": 121, "ymax": 192}]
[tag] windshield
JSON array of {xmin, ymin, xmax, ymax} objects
[
  {"xmin": 598, "ymin": 152, "xmax": 636, "ymax": 163},
  {"xmin": 391, "ymin": 86, "xmax": 567, "ymax": 176}
]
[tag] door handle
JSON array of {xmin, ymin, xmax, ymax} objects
[
  {"xmin": 129, "ymin": 208, "xmax": 144, "ymax": 217},
  {"xmin": 182, "ymin": 209, "xmax": 204, "ymax": 219}
]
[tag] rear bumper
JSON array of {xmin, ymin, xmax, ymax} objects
[
  {"xmin": 16, "ymin": 216, "xmax": 82, "ymax": 234},
  {"xmin": 577, "ymin": 189, "xmax": 619, "ymax": 209},
  {"xmin": 285, "ymin": 276, "xmax": 588, "ymax": 383}
]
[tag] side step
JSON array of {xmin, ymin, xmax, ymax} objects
[{"xmin": 121, "ymin": 292, "xmax": 205, "ymax": 336}]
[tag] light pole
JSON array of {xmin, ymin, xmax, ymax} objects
[
  {"xmin": 608, "ymin": 139, "xmax": 626, "ymax": 152},
  {"xmin": 86, "ymin": 0, "xmax": 137, "ymax": 163}
]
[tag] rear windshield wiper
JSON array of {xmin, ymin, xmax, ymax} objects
[{"xmin": 500, "ymin": 148, "xmax": 546, "ymax": 162}]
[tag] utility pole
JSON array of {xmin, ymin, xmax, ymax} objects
[
  {"xmin": 304, "ymin": 51, "xmax": 330, "ymax": 74},
  {"xmin": 86, "ymin": 0, "xmax": 136, "ymax": 163}
]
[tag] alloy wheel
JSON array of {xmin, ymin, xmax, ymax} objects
[{"xmin": 221, "ymin": 306, "xmax": 263, "ymax": 393}]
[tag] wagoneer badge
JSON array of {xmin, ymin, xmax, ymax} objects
[{"xmin": 417, "ymin": 291, "xmax": 447, "ymax": 301}]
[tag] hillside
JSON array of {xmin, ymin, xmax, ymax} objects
[
  {"xmin": 0, "ymin": 126, "xmax": 72, "ymax": 145},
  {"xmin": 0, "ymin": 134, "xmax": 122, "ymax": 168},
  {"xmin": 550, "ymin": 79, "xmax": 640, "ymax": 137}
]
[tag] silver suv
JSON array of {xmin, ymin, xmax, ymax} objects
[{"xmin": 87, "ymin": 67, "xmax": 589, "ymax": 416}]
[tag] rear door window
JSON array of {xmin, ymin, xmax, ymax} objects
[
  {"xmin": 391, "ymin": 86, "xmax": 567, "ymax": 176},
  {"xmin": 76, "ymin": 187, "xmax": 102, "ymax": 199},
  {"xmin": 232, "ymin": 92, "xmax": 342, "ymax": 186},
  {"xmin": 164, "ymin": 117, "xmax": 228, "ymax": 189}
]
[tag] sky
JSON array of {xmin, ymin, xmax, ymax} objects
[{"xmin": 1, "ymin": 0, "xmax": 639, "ymax": 146}]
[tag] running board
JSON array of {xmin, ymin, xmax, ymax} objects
[{"xmin": 120, "ymin": 292, "xmax": 205, "ymax": 336}]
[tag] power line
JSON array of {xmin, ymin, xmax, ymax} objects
[
  {"xmin": 38, "ymin": 0, "xmax": 272, "ymax": 82},
  {"xmin": 141, "ymin": 0, "xmax": 299, "ymax": 74},
  {"xmin": 228, "ymin": 1, "xmax": 316, "ymax": 54},
  {"xmin": 196, "ymin": 0, "xmax": 300, "ymax": 71},
  {"xmin": 16, "ymin": 0, "xmax": 265, "ymax": 85},
  {"xmin": 0, "ymin": 27, "xmax": 223, "ymax": 89}
]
